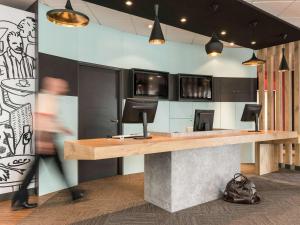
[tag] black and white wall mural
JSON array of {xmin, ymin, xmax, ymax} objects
[{"xmin": 0, "ymin": 5, "xmax": 36, "ymax": 195}]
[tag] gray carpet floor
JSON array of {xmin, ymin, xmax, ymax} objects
[
  {"xmin": 19, "ymin": 171, "xmax": 300, "ymax": 225},
  {"xmin": 71, "ymin": 176, "xmax": 300, "ymax": 225}
]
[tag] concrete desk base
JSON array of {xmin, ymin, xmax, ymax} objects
[{"xmin": 144, "ymin": 145, "xmax": 240, "ymax": 212}]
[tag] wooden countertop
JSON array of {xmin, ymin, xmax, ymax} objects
[{"xmin": 64, "ymin": 130, "xmax": 298, "ymax": 160}]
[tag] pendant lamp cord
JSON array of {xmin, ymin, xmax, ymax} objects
[
  {"xmin": 211, "ymin": 3, "xmax": 219, "ymax": 36},
  {"xmin": 250, "ymin": 21, "xmax": 258, "ymax": 49},
  {"xmin": 282, "ymin": 33, "xmax": 288, "ymax": 51},
  {"xmin": 65, "ymin": 0, "xmax": 73, "ymax": 10},
  {"xmin": 281, "ymin": 33, "xmax": 288, "ymax": 56},
  {"xmin": 154, "ymin": 4, "xmax": 159, "ymax": 17}
]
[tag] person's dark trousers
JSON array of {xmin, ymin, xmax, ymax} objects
[
  {"xmin": 12, "ymin": 154, "xmax": 40, "ymax": 204},
  {"xmin": 12, "ymin": 152, "xmax": 79, "ymax": 205}
]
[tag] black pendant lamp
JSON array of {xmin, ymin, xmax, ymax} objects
[
  {"xmin": 205, "ymin": 4, "xmax": 223, "ymax": 56},
  {"xmin": 149, "ymin": 4, "xmax": 165, "ymax": 45},
  {"xmin": 47, "ymin": 0, "xmax": 89, "ymax": 27},
  {"xmin": 205, "ymin": 33, "xmax": 223, "ymax": 57},
  {"xmin": 279, "ymin": 34, "xmax": 289, "ymax": 72},
  {"xmin": 279, "ymin": 48, "xmax": 289, "ymax": 72},
  {"xmin": 242, "ymin": 51, "xmax": 266, "ymax": 66}
]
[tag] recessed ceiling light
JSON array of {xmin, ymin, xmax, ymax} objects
[
  {"xmin": 180, "ymin": 17, "xmax": 187, "ymax": 23},
  {"xmin": 220, "ymin": 30, "xmax": 226, "ymax": 35},
  {"xmin": 229, "ymin": 42, "xmax": 235, "ymax": 46},
  {"xmin": 125, "ymin": 1, "xmax": 133, "ymax": 6},
  {"xmin": 148, "ymin": 24, "xmax": 153, "ymax": 29},
  {"xmin": 251, "ymin": 41, "xmax": 256, "ymax": 45}
]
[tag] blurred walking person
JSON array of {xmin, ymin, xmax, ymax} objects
[{"xmin": 11, "ymin": 76, "xmax": 83, "ymax": 210}]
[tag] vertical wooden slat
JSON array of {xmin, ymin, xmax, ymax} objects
[
  {"xmin": 257, "ymin": 49, "xmax": 265, "ymax": 174},
  {"xmin": 275, "ymin": 45, "xmax": 283, "ymax": 130},
  {"xmin": 294, "ymin": 41, "xmax": 300, "ymax": 166},
  {"xmin": 255, "ymin": 143, "xmax": 278, "ymax": 175},
  {"xmin": 284, "ymin": 43, "xmax": 293, "ymax": 165},
  {"xmin": 267, "ymin": 47, "xmax": 275, "ymax": 130},
  {"xmin": 255, "ymin": 143, "xmax": 260, "ymax": 175},
  {"xmin": 257, "ymin": 49, "xmax": 266, "ymax": 130},
  {"xmin": 274, "ymin": 45, "xmax": 284, "ymax": 164}
]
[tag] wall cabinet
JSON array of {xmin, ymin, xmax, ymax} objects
[
  {"xmin": 123, "ymin": 71, "xmax": 257, "ymax": 103},
  {"xmin": 213, "ymin": 77, "xmax": 257, "ymax": 102}
]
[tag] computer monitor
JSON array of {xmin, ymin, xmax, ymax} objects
[
  {"xmin": 193, "ymin": 110, "xmax": 214, "ymax": 131},
  {"xmin": 241, "ymin": 104, "xmax": 262, "ymax": 132},
  {"xmin": 122, "ymin": 98, "xmax": 158, "ymax": 139}
]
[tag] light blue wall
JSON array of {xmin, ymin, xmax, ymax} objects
[
  {"xmin": 39, "ymin": 4, "xmax": 255, "ymax": 78},
  {"xmin": 39, "ymin": 3, "xmax": 257, "ymax": 191}
]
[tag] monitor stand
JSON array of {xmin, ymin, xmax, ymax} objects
[
  {"xmin": 134, "ymin": 112, "xmax": 152, "ymax": 139},
  {"xmin": 248, "ymin": 113, "xmax": 260, "ymax": 132}
]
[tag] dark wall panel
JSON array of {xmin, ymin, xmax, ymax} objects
[
  {"xmin": 78, "ymin": 64, "xmax": 121, "ymax": 182},
  {"xmin": 213, "ymin": 77, "xmax": 257, "ymax": 102},
  {"xmin": 168, "ymin": 74, "xmax": 179, "ymax": 101},
  {"xmin": 38, "ymin": 53, "xmax": 78, "ymax": 96}
]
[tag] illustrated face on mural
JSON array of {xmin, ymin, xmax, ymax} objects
[
  {"xmin": 17, "ymin": 17, "xmax": 36, "ymax": 38},
  {"xmin": 7, "ymin": 32, "xmax": 23, "ymax": 54}
]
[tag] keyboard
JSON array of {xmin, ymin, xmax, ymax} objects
[{"xmin": 112, "ymin": 134, "xmax": 144, "ymax": 139}]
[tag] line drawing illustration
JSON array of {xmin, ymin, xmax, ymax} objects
[{"xmin": 0, "ymin": 5, "xmax": 36, "ymax": 194}]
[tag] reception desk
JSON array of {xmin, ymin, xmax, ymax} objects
[{"xmin": 65, "ymin": 130, "xmax": 297, "ymax": 212}]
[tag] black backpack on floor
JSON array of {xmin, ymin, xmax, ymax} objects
[{"xmin": 223, "ymin": 173, "xmax": 260, "ymax": 204}]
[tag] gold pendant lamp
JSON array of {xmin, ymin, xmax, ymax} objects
[
  {"xmin": 47, "ymin": 0, "xmax": 89, "ymax": 27},
  {"xmin": 242, "ymin": 21, "xmax": 266, "ymax": 66},
  {"xmin": 242, "ymin": 51, "xmax": 266, "ymax": 66}
]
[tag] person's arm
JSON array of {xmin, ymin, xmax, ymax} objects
[
  {"xmin": 35, "ymin": 113, "xmax": 72, "ymax": 135},
  {"xmin": 54, "ymin": 117, "xmax": 73, "ymax": 135}
]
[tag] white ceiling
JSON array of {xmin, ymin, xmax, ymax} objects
[
  {"xmin": 39, "ymin": 0, "xmax": 216, "ymax": 47},
  {"xmin": 0, "ymin": 0, "xmax": 36, "ymax": 10},
  {"xmin": 1, "ymin": 0, "xmax": 300, "ymax": 47},
  {"xmin": 244, "ymin": 0, "xmax": 300, "ymax": 28}
]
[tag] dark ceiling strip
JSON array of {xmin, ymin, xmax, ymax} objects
[{"xmin": 84, "ymin": 0, "xmax": 300, "ymax": 49}]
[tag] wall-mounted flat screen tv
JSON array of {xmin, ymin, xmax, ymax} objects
[
  {"xmin": 133, "ymin": 69, "xmax": 169, "ymax": 99},
  {"xmin": 179, "ymin": 75, "xmax": 213, "ymax": 101}
]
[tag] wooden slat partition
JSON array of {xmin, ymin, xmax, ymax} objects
[
  {"xmin": 274, "ymin": 45, "xmax": 284, "ymax": 164},
  {"xmin": 258, "ymin": 41, "xmax": 300, "ymax": 168},
  {"xmin": 267, "ymin": 47, "xmax": 275, "ymax": 130},
  {"xmin": 295, "ymin": 41, "xmax": 300, "ymax": 166},
  {"xmin": 274, "ymin": 45, "xmax": 283, "ymax": 131},
  {"xmin": 284, "ymin": 43, "xmax": 293, "ymax": 165},
  {"xmin": 257, "ymin": 49, "xmax": 266, "ymax": 130}
]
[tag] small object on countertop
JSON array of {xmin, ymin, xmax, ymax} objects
[{"xmin": 112, "ymin": 134, "xmax": 144, "ymax": 139}]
